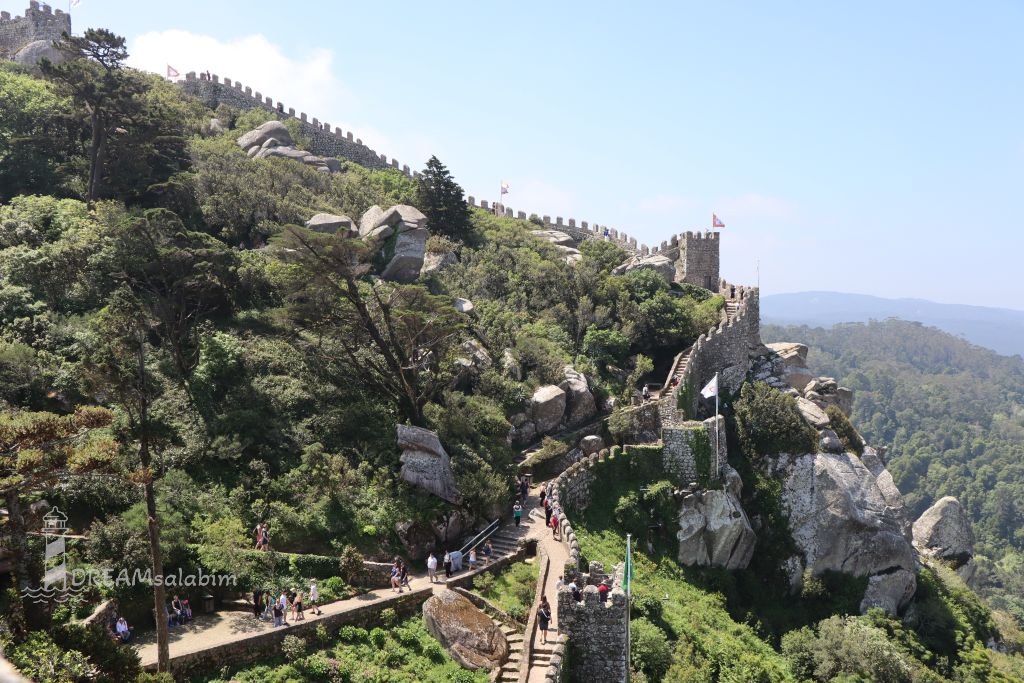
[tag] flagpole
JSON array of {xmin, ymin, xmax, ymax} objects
[{"xmin": 625, "ymin": 533, "xmax": 631, "ymax": 680}]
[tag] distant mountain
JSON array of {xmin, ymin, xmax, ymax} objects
[{"xmin": 761, "ymin": 291, "xmax": 1024, "ymax": 357}]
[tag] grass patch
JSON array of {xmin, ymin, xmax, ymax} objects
[{"xmin": 473, "ymin": 560, "xmax": 538, "ymax": 623}]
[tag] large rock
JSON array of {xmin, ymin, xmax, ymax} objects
[
  {"xmin": 14, "ymin": 40, "xmax": 65, "ymax": 68},
  {"xmin": 237, "ymin": 120, "xmax": 293, "ymax": 150},
  {"xmin": 913, "ymin": 496, "xmax": 974, "ymax": 565},
  {"xmin": 796, "ymin": 397, "xmax": 830, "ymax": 428},
  {"xmin": 530, "ymin": 230, "xmax": 575, "ymax": 247},
  {"xmin": 765, "ymin": 342, "xmax": 809, "ymax": 367},
  {"xmin": 860, "ymin": 569, "xmax": 917, "ymax": 615},
  {"xmin": 676, "ymin": 489, "xmax": 754, "ymax": 570},
  {"xmin": 422, "ymin": 589, "xmax": 509, "ymax": 671},
  {"xmin": 305, "ymin": 213, "xmax": 354, "ymax": 234},
  {"xmin": 359, "ymin": 205, "xmax": 387, "ymax": 236},
  {"xmin": 613, "ymin": 253, "xmax": 675, "ymax": 283},
  {"xmin": 559, "ymin": 366, "xmax": 596, "ymax": 427},
  {"xmin": 580, "ymin": 435, "xmax": 604, "ymax": 456},
  {"xmin": 381, "ymin": 228, "xmax": 428, "ymax": 283},
  {"xmin": 395, "ymin": 520, "xmax": 436, "ymax": 560},
  {"xmin": 422, "ymin": 251, "xmax": 457, "ymax": 277},
  {"xmin": 397, "ymin": 425, "xmax": 460, "ymax": 503},
  {"xmin": 768, "ymin": 451, "xmax": 916, "ymax": 578},
  {"xmin": 530, "ymin": 385, "xmax": 566, "ymax": 435}
]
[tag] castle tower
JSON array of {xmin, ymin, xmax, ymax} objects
[
  {"xmin": 0, "ymin": 2, "xmax": 71, "ymax": 65},
  {"xmin": 675, "ymin": 230, "xmax": 720, "ymax": 290}
]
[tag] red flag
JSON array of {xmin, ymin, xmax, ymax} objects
[
  {"xmin": 712, "ymin": 213, "xmax": 725, "ymax": 228},
  {"xmin": 166, "ymin": 65, "xmax": 180, "ymax": 79}
]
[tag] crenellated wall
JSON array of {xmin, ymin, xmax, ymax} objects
[
  {"xmin": 0, "ymin": 1, "xmax": 70, "ymax": 59},
  {"xmin": 178, "ymin": 72, "xmax": 415, "ymax": 176},
  {"xmin": 556, "ymin": 562, "xmax": 628, "ymax": 683}
]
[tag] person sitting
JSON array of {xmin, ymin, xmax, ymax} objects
[
  {"xmin": 180, "ymin": 597, "xmax": 192, "ymax": 622},
  {"xmin": 567, "ymin": 578, "xmax": 581, "ymax": 602},
  {"xmin": 115, "ymin": 617, "xmax": 132, "ymax": 643},
  {"xmin": 165, "ymin": 604, "xmax": 177, "ymax": 628},
  {"xmin": 170, "ymin": 595, "xmax": 184, "ymax": 624}
]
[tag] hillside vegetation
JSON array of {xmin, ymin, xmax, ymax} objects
[{"xmin": 764, "ymin": 320, "xmax": 1024, "ymax": 625}]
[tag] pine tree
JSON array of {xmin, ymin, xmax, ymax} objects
[{"xmin": 416, "ymin": 156, "xmax": 472, "ymax": 242}]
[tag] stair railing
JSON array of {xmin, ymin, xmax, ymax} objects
[{"xmin": 458, "ymin": 518, "xmax": 500, "ymax": 557}]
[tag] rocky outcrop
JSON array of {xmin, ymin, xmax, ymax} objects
[
  {"xmin": 421, "ymin": 250, "xmax": 457, "ymax": 277},
  {"xmin": 357, "ymin": 204, "xmax": 429, "ymax": 283},
  {"xmin": 305, "ymin": 213, "xmax": 354, "ymax": 234},
  {"xmin": 237, "ymin": 120, "xmax": 341, "ymax": 172},
  {"xmin": 14, "ymin": 40, "xmax": 64, "ymax": 68},
  {"xmin": 531, "ymin": 385, "xmax": 566, "ymax": 434},
  {"xmin": 613, "ymin": 253, "xmax": 675, "ymax": 283},
  {"xmin": 530, "ymin": 230, "xmax": 575, "ymax": 247},
  {"xmin": 560, "ymin": 366, "xmax": 597, "ymax": 427},
  {"xmin": 422, "ymin": 589, "xmax": 509, "ymax": 671},
  {"xmin": 676, "ymin": 488, "xmax": 755, "ymax": 570},
  {"xmin": 796, "ymin": 397, "xmax": 830, "ymax": 428},
  {"xmin": 397, "ymin": 425, "xmax": 460, "ymax": 503},
  {"xmin": 765, "ymin": 342, "xmax": 814, "ymax": 391},
  {"xmin": 860, "ymin": 569, "xmax": 917, "ymax": 615},
  {"xmin": 913, "ymin": 496, "xmax": 974, "ymax": 566}
]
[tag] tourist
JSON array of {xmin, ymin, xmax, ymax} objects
[
  {"xmin": 538, "ymin": 597, "xmax": 552, "ymax": 644},
  {"xmin": 598, "ymin": 580, "xmax": 609, "ymax": 603},
  {"xmin": 642, "ymin": 385, "xmax": 651, "ymax": 401},
  {"xmin": 272, "ymin": 599, "xmax": 283, "ymax": 627},
  {"xmin": 252, "ymin": 589, "xmax": 262, "ymax": 618},
  {"xmin": 181, "ymin": 597, "xmax": 192, "ymax": 622},
  {"xmin": 262, "ymin": 592, "xmax": 273, "ymax": 621},
  {"xmin": 293, "ymin": 591, "xmax": 304, "ymax": 621},
  {"xmin": 427, "ymin": 552, "xmax": 438, "ymax": 583},
  {"xmin": 443, "ymin": 550, "xmax": 453, "ymax": 579},
  {"xmin": 468, "ymin": 547, "xmax": 477, "ymax": 571},
  {"xmin": 309, "ymin": 579, "xmax": 321, "ymax": 616},
  {"xmin": 550, "ymin": 511, "xmax": 559, "ymax": 539},
  {"xmin": 544, "ymin": 497, "xmax": 552, "ymax": 527},
  {"xmin": 278, "ymin": 591, "xmax": 289, "ymax": 625},
  {"xmin": 399, "ymin": 560, "xmax": 410, "ymax": 589},
  {"xmin": 165, "ymin": 603, "xmax": 177, "ymax": 628},
  {"xmin": 513, "ymin": 500, "xmax": 523, "ymax": 527},
  {"xmin": 555, "ymin": 575, "xmax": 564, "ymax": 592},
  {"xmin": 539, "ymin": 487, "xmax": 546, "ymax": 508},
  {"xmin": 484, "ymin": 540, "xmax": 494, "ymax": 563},
  {"xmin": 253, "ymin": 522, "xmax": 262, "ymax": 550},
  {"xmin": 567, "ymin": 578, "xmax": 581, "ymax": 602},
  {"xmin": 520, "ymin": 478, "xmax": 529, "ymax": 505},
  {"xmin": 390, "ymin": 562, "xmax": 402, "ymax": 593},
  {"xmin": 115, "ymin": 617, "xmax": 132, "ymax": 643},
  {"xmin": 170, "ymin": 595, "xmax": 184, "ymax": 624},
  {"xmin": 260, "ymin": 524, "xmax": 271, "ymax": 551}
]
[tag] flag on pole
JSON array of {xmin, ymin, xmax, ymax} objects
[
  {"xmin": 624, "ymin": 535, "xmax": 633, "ymax": 596},
  {"xmin": 712, "ymin": 213, "xmax": 725, "ymax": 228},
  {"xmin": 500, "ymin": 182, "xmax": 509, "ymax": 195},
  {"xmin": 70, "ymin": 0, "xmax": 81, "ymax": 7},
  {"xmin": 166, "ymin": 65, "xmax": 180, "ymax": 79},
  {"xmin": 700, "ymin": 374, "xmax": 718, "ymax": 399}
]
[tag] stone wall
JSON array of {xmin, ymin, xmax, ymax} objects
[
  {"xmin": 147, "ymin": 587, "xmax": 431, "ymax": 678},
  {"xmin": 676, "ymin": 231, "xmax": 720, "ymax": 289},
  {"xmin": 556, "ymin": 563, "xmax": 628, "ymax": 683},
  {"xmin": 178, "ymin": 73, "xmax": 405, "ymax": 174},
  {"xmin": 0, "ymin": 1, "xmax": 69, "ymax": 59},
  {"xmin": 661, "ymin": 416, "xmax": 727, "ymax": 485}
]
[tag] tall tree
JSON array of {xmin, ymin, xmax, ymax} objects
[
  {"xmin": 0, "ymin": 406, "xmax": 115, "ymax": 630},
  {"xmin": 415, "ymin": 156, "xmax": 472, "ymax": 242},
  {"xmin": 281, "ymin": 227, "xmax": 463, "ymax": 426},
  {"xmin": 40, "ymin": 29, "xmax": 145, "ymax": 202}
]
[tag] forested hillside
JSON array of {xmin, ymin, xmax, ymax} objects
[{"xmin": 764, "ymin": 320, "xmax": 1024, "ymax": 623}]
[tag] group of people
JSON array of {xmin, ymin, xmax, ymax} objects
[
  {"xmin": 425, "ymin": 541, "xmax": 495, "ymax": 584},
  {"xmin": 389, "ymin": 558, "xmax": 411, "ymax": 592},
  {"xmin": 540, "ymin": 484, "xmax": 562, "ymax": 539},
  {"xmin": 166, "ymin": 594, "xmax": 193, "ymax": 627},
  {"xmin": 253, "ymin": 581, "xmax": 321, "ymax": 627},
  {"xmin": 253, "ymin": 522, "xmax": 271, "ymax": 551}
]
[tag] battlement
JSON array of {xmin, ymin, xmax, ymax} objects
[
  {"xmin": 178, "ymin": 72, "xmax": 418, "ymax": 178},
  {"xmin": 0, "ymin": 1, "xmax": 70, "ymax": 60}
]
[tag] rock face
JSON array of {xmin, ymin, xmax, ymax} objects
[
  {"xmin": 422, "ymin": 589, "xmax": 509, "ymax": 671},
  {"xmin": 530, "ymin": 385, "xmax": 566, "ymax": 434},
  {"xmin": 397, "ymin": 425, "xmax": 460, "ymax": 503},
  {"xmin": 357, "ymin": 204, "xmax": 429, "ymax": 283},
  {"xmin": 913, "ymin": 496, "xmax": 974, "ymax": 565},
  {"xmin": 236, "ymin": 120, "xmax": 342, "ymax": 172},
  {"xmin": 560, "ymin": 366, "xmax": 597, "ymax": 427},
  {"xmin": 613, "ymin": 253, "xmax": 675, "ymax": 283},
  {"xmin": 676, "ymin": 489, "xmax": 755, "ymax": 570},
  {"xmin": 421, "ymin": 250, "xmax": 457, "ymax": 277},
  {"xmin": 768, "ymin": 451, "xmax": 916, "ymax": 580},
  {"xmin": 860, "ymin": 569, "xmax": 917, "ymax": 615},
  {"xmin": 530, "ymin": 230, "xmax": 576, "ymax": 247},
  {"xmin": 305, "ymin": 213, "xmax": 354, "ymax": 234},
  {"xmin": 14, "ymin": 40, "xmax": 65, "ymax": 68},
  {"xmin": 382, "ymin": 228, "xmax": 429, "ymax": 283},
  {"xmin": 796, "ymin": 397, "xmax": 830, "ymax": 428}
]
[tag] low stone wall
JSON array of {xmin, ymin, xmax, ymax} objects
[
  {"xmin": 556, "ymin": 563, "xmax": 627, "ymax": 683},
  {"xmin": 446, "ymin": 545, "xmax": 528, "ymax": 591},
  {"xmin": 452, "ymin": 587, "xmax": 521, "ymax": 631},
  {"xmin": 543, "ymin": 634, "xmax": 568, "ymax": 683},
  {"xmin": 661, "ymin": 415, "xmax": 727, "ymax": 485},
  {"xmin": 147, "ymin": 587, "xmax": 431, "ymax": 678},
  {"xmin": 520, "ymin": 546, "xmax": 551, "ymax": 682}
]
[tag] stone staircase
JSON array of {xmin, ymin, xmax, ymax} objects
[
  {"xmin": 525, "ymin": 644, "xmax": 556, "ymax": 681},
  {"xmin": 496, "ymin": 619, "xmax": 526, "ymax": 682}
]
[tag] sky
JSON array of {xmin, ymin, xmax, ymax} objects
[{"xmin": 11, "ymin": 1, "xmax": 1023, "ymax": 307}]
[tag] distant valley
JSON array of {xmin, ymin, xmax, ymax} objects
[{"xmin": 762, "ymin": 291, "xmax": 1024, "ymax": 357}]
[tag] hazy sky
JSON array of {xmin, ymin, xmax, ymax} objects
[{"xmin": 13, "ymin": 1, "xmax": 1022, "ymax": 306}]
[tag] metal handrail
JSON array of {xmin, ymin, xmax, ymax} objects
[{"xmin": 458, "ymin": 518, "xmax": 500, "ymax": 556}]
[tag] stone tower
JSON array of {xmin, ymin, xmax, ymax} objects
[
  {"xmin": 675, "ymin": 230, "xmax": 720, "ymax": 290},
  {"xmin": 0, "ymin": 1, "xmax": 70, "ymax": 65}
]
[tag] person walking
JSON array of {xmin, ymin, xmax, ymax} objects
[
  {"xmin": 484, "ymin": 540, "xmax": 494, "ymax": 564},
  {"xmin": 390, "ymin": 561, "xmax": 402, "ymax": 593},
  {"xmin": 272, "ymin": 599, "xmax": 283, "ymax": 627},
  {"xmin": 550, "ymin": 510, "xmax": 559, "ymax": 539},
  {"xmin": 520, "ymin": 478, "xmax": 529, "ymax": 506},
  {"xmin": 513, "ymin": 500, "xmax": 523, "ymax": 527},
  {"xmin": 544, "ymin": 497, "xmax": 552, "ymax": 527},
  {"xmin": 278, "ymin": 591, "xmax": 289, "ymax": 625},
  {"xmin": 399, "ymin": 560, "xmax": 410, "ymax": 589},
  {"xmin": 443, "ymin": 550, "xmax": 452, "ymax": 579},
  {"xmin": 252, "ymin": 589, "xmax": 262, "ymax": 618},
  {"xmin": 538, "ymin": 597, "xmax": 552, "ymax": 645},
  {"xmin": 468, "ymin": 547, "xmax": 477, "ymax": 571},
  {"xmin": 309, "ymin": 579, "xmax": 321, "ymax": 616},
  {"xmin": 427, "ymin": 552, "xmax": 438, "ymax": 583},
  {"xmin": 293, "ymin": 591, "xmax": 304, "ymax": 621}
]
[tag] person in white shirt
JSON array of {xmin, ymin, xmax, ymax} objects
[
  {"xmin": 427, "ymin": 552, "xmax": 438, "ymax": 583},
  {"xmin": 115, "ymin": 617, "xmax": 131, "ymax": 642},
  {"xmin": 468, "ymin": 548, "xmax": 477, "ymax": 570},
  {"xmin": 309, "ymin": 579, "xmax": 321, "ymax": 616}
]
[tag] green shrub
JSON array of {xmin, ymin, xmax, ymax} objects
[
  {"xmin": 423, "ymin": 640, "xmax": 445, "ymax": 662},
  {"xmin": 289, "ymin": 552, "xmax": 338, "ymax": 579},
  {"xmin": 6, "ymin": 631, "xmax": 92, "ymax": 683},
  {"xmin": 280, "ymin": 634, "xmax": 307, "ymax": 662},
  {"xmin": 642, "ymin": 479, "xmax": 677, "ymax": 529},
  {"xmin": 51, "ymin": 622, "xmax": 141, "ymax": 682},
  {"xmin": 337, "ymin": 625, "xmax": 368, "ymax": 643},
  {"xmin": 614, "ymin": 490, "xmax": 648, "ymax": 539},
  {"xmin": 379, "ymin": 607, "xmax": 397, "ymax": 627},
  {"xmin": 630, "ymin": 618, "xmax": 672, "ymax": 681},
  {"xmin": 320, "ymin": 575, "xmax": 350, "ymax": 601},
  {"xmin": 825, "ymin": 405, "xmax": 863, "ymax": 455},
  {"xmin": 369, "ymin": 627, "xmax": 388, "ymax": 649},
  {"xmin": 631, "ymin": 592, "xmax": 664, "ymax": 623},
  {"xmin": 734, "ymin": 381, "xmax": 818, "ymax": 457}
]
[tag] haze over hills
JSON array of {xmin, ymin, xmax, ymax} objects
[{"xmin": 762, "ymin": 291, "xmax": 1024, "ymax": 357}]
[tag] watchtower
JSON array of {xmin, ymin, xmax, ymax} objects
[
  {"xmin": 675, "ymin": 231, "xmax": 720, "ymax": 291},
  {"xmin": 0, "ymin": 2, "xmax": 70, "ymax": 63}
]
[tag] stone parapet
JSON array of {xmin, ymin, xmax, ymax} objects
[{"xmin": 556, "ymin": 563, "xmax": 627, "ymax": 683}]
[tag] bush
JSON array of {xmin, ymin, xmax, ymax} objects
[
  {"xmin": 734, "ymin": 382, "xmax": 818, "ymax": 457},
  {"xmin": 630, "ymin": 618, "xmax": 672, "ymax": 681},
  {"xmin": 52, "ymin": 623, "xmax": 141, "ymax": 683},
  {"xmin": 631, "ymin": 592, "xmax": 664, "ymax": 623},
  {"xmin": 825, "ymin": 405, "xmax": 864, "ymax": 455},
  {"xmin": 379, "ymin": 607, "xmax": 397, "ymax": 627},
  {"xmin": 289, "ymin": 552, "xmax": 338, "ymax": 579},
  {"xmin": 337, "ymin": 625, "xmax": 368, "ymax": 643},
  {"xmin": 369, "ymin": 627, "xmax": 388, "ymax": 649},
  {"xmin": 280, "ymin": 634, "xmax": 307, "ymax": 662},
  {"xmin": 614, "ymin": 490, "xmax": 648, "ymax": 539},
  {"xmin": 423, "ymin": 640, "xmax": 446, "ymax": 662}
]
